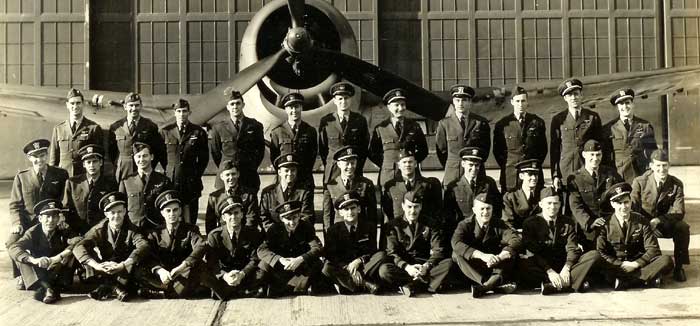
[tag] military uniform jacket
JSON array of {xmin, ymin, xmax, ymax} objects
[
  {"xmin": 318, "ymin": 111, "xmax": 370, "ymax": 183},
  {"xmin": 205, "ymin": 186, "xmax": 260, "ymax": 233},
  {"xmin": 596, "ymin": 212, "xmax": 660, "ymax": 267},
  {"xmin": 322, "ymin": 174, "xmax": 378, "ymax": 228},
  {"xmin": 522, "ymin": 214, "xmax": 581, "ymax": 270},
  {"xmin": 50, "ymin": 117, "xmax": 104, "ymax": 176},
  {"xmin": 9, "ymin": 224, "xmax": 81, "ymax": 264},
  {"xmin": 73, "ymin": 219, "xmax": 150, "ymax": 273},
  {"xmin": 208, "ymin": 117, "xmax": 265, "ymax": 189},
  {"xmin": 550, "ymin": 109, "xmax": 602, "ymax": 183},
  {"xmin": 268, "ymin": 121, "xmax": 318, "ymax": 189},
  {"xmin": 9, "ymin": 166, "xmax": 68, "ymax": 227},
  {"xmin": 368, "ymin": 118, "xmax": 428, "ymax": 185},
  {"xmin": 567, "ymin": 166, "xmax": 622, "ymax": 240},
  {"xmin": 502, "ymin": 188, "xmax": 540, "ymax": 231},
  {"xmin": 602, "ymin": 117, "xmax": 657, "ymax": 182},
  {"xmin": 451, "ymin": 215, "xmax": 521, "ymax": 259},
  {"xmin": 324, "ymin": 220, "xmax": 378, "ymax": 267},
  {"xmin": 63, "ymin": 173, "xmax": 118, "ymax": 234},
  {"xmin": 493, "ymin": 113, "xmax": 547, "ymax": 190},
  {"xmin": 385, "ymin": 217, "xmax": 446, "ymax": 268},
  {"xmin": 435, "ymin": 112, "xmax": 491, "ymax": 185},
  {"xmin": 147, "ymin": 223, "xmax": 206, "ymax": 272},
  {"xmin": 260, "ymin": 183, "xmax": 315, "ymax": 230},
  {"xmin": 108, "ymin": 117, "xmax": 166, "ymax": 182},
  {"xmin": 206, "ymin": 225, "xmax": 263, "ymax": 278},
  {"xmin": 631, "ymin": 170, "xmax": 684, "ymax": 223},
  {"xmin": 257, "ymin": 220, "xmax": 322, "ymax": 267},
  {"xmin": 119, "ymin": 171, "xmax": 172, "ymax": 225},
  {"xmin": 160, "ymin": 122, "xmax": 209, "ymax": 202},
  {"xmin": 382, "ymin": 175, "xmax": 442, "ymax": 222},
  {"xmin": 443, "ymin": 175, "xmax": 501, "ymax": 228}
]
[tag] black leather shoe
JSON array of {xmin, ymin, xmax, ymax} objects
[
  {"xmin": 614, "ymin": 278, "xmax": 628, "ymax": 291},
  {"xmin": 138, "ymin": 287, "xmax": 165, "ymax": 299},
  {"xmin": 33, "ymin": 287, "xmax": 46, "ymax": 302},
  {"xmin": 673, "ymin": 268, "xmax": 687, "ymax": 282},
  {"xmin": 88, "ymin": 285, "xmax": 112, "ymax": 300},
  {"xmin": 364, "ymin": 281, "xmax": 380, "ymax": 295},
  {"xmin": 400, "ymin": 285, "xmax": 415, "ymax": 297},
  {"xmin": 648, "ymin": 276, "xmax": 662, "ymax": 288},
  {"xmin": 43, "ymin": 288, "xmax": 60, "ymax": 304},
  {"xmin": 577, "ymin": 281, "xmax": 591, "ymax": 293},
  {"xmin": 114, "ymin": 285, "xmax": 131, "ymax": 302},
  {"xmin": 541, "ymin": 282, "xmax": 557, "ymax": 295},
  {"xmin": 495, "ymin": 282, "xmax": 517, "ymax": 295},
  {"xmin": 16, "ymin": 276, "xmax": 25, "ymax": 290},
  {"xmin": 471, "ymin": 285, "xmax": 487, "ymax": 298}
]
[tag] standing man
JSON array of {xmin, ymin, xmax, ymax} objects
[
  {"xmin": 73, "ymin": 192, "xmax": 150, "ymax": 302},
  {"xmin": 108, "ymin": 92, "xmax": 165, "ymax": 183},
  {"xmin": 493, "ymin": 86, "xmax": 547, "ymax": 192},
  {"xmin": 381, "ymin": 148, "xmax": 442, "ymax": 224},
  {"xmin": 259, "ymin": 153, "xmax": 315, "ymax": 231},
  {"xmin": 50, "ymin": 88, "xmax": 104, "ymax": 176},
  {"xmin": 568, "ymin": 140, "xmax": 622, "ymax": 251},
  {"xmin": 519, "ymin": 187, "xmax": 600, "ymax": 295},
  {"xmin": 602, "ymin": 88, "xmax": 657, "ymax": 182},
  {"xmin": 451, "ymin": 193, "xmax": 521, "ymax": 298},
  {"xmin": 269, "ymin": 92, "xmax": 318, "ymax": 190},
  {"xmin": 9, "ymin": 199, "xmax": 80, "ymax": 304},
  {"xmin": 550, "ymin": 78, "xmax": 602, "ymax": 191},
  {"xmin": 257, "ymin": 200, "xmax": 328, "ymax": 296},
  {"xmin": 209, "ymin": 88, "xmax": 265, "ymax": 191},
  {"xmin": 7, "ymin": 139, "xmax": 68, "ymax": 290},
  {"xmin": 160, "ymin": 99, "xmax": 209, "ymax": 224},
  {"xmin": 322, "ymin": 146, "xmax": 378, "ymax": 234},
  {"xmin": 119, "ymin": 142, "xmax": 172, "ymax": 227},
  {"xmin": 435, "ymin": 84, "xmax": 491, "ymax": 185},
  {"xmin": 443, "ymin": 147, "xmax": 501, "ymax": 231},
  {"xmin": 322, "ymin": 191, "xmax": 386, "ymax": 294},
  {"xmin": 369, "ymin": 88, "xmax": 429, "ymax": 187},
  {"xmin": 631, "ymin": 149, "xmax": 689, "ymax": 282},
  {"xmin": 318, "ymin": 82, "xmax": 370, "ymax": 184},
  {"xmin": 63, "ymin": 145, "xmax": 118, "ymax": 234},
  {"xmin": 205, "ymin": 196, "xmax": 267, "ymax": 299},
  {"xmin": 380, "ymin": 191, "xmax": 453, "ymax": 296},
  {"xmin": 205, "ymin": 161, "xmax": 260, "ymax": 234},
  {"xmin": 597, "ymin": 183, "xmax": 674, "ymax": 290},
  {"xmin": 502, "ymin": 159, "xmax": 544, "ymax": 231}
]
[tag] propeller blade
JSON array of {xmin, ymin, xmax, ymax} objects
[
  {"xmin": 313, "ymin": 49, "xmax": 449, "ymax": 121},
  {"xmin": 187, "ymin": 48, "xmax": 288, "ymax": 125},
  {"xmin": 287, "ymin": 0, "xmax": 306, "ymax": 28}
]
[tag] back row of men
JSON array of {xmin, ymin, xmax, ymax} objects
[{"xmin": 6, "ymin": 79, "xmax": 688, "ymax": 301}]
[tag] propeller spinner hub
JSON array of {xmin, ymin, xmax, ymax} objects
[{"xmin": 282, "ymin": 27, "xmax": 312, "ymax": 54}]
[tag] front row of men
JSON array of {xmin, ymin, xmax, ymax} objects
[{"xmin": 9, "ymin": 178, "xmax": 675, "ymax": 303}]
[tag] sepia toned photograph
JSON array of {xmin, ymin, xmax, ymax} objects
[{"xmin": 0, "ymin": 0, "xmax": 699, "ymax": 325}]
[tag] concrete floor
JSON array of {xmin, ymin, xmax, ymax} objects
[{"xmin": 0, "ymin": 168, "xmax": 699, "ymax": 326}]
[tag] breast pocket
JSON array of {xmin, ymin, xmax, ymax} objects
[
  {"xmin": 221, "ymin": 139, "xmax": 236, "ymax": 153},
  {"xmin": 127, "ymin": 192, "xmax": 143, "ymax": 213},
  {"xmin": 115, "ymin": 134, "xmax": 130, "ymax": 150},
  {"xmin": 505, "ymin": 135, "xmax": 522, "ymax": 148},
  {"xmin": 382, "ymin": 139, "xmax": 398, "ymax": 151},
  {"xmin": 166, "ymin": 140, "xmax": 179, "ymax": 152}
]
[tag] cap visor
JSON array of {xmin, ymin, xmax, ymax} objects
[
  {"xmin": 158, "ymin": 198, "xmax": 181, "ymax": 210},
  {"xmin": 103, "ymin": 201, "xmax": 126, "ymax": 212}
]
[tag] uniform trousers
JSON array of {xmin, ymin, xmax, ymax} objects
[
  {"xmin": 377, "ymin": 258, "xmax": 453, "ymax": 292},
  {"xmin": 322, "ymin": 251, "xmax": 389, "ymax": 292},
  {"xmin": 599, "ymin": 255, "xmax": 674, "ymax": 284},
  {"xmin": 654, "ymin": 219, "xmax": 690, "ymax": 266},
  {"xmin": 517, "ymin": 250, "xmax": 600, "ymax": 291},
  {"xmin": 452, "ymin": 252, "xmax": 516, "ymax": 285}
]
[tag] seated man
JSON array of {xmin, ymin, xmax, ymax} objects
[
  {"xmin": 443, "ymin": 147, "xmax": 501, "ymax": 232},
  {"xmin": 205, "ymin": 160, "xmax": 260, "ymax": 233},
  {"xmin": 380, "ymin": 191, "xmax": 453, "ymax": 297},
  {"xmin": 451, "ymin": 193, "xmax": 521, "ymax": 298},
  {"xmin": 257, "ymin": 200, "xmax": 327, "ymax": 296},
  {"xmin": 322, "ymin": 191, "xmax": 387, "ymax": 294},
  {"xmin": 73, "ymin": 192, "xmax": 150, "ymax": 302},
  {"xmin": 568, "ymin": 139, "xmax": 622, "ymax": 250},
  {"xmin": 322, "ymin": 146, "xmax": 378, "ymax": 236},
  {"xmin": 140, "ymin": 190, "xmax": 211, "ymax": 298},
  {"xmin": 260, "ymin": 153, "xmax": 314, "ymax": 231},
  {"xmin": 206, "ymin": 196, "xmax": 267, "ymax": 300},
  {"xmin": 502, "ymin": 159, "xmax": 543, "ymax": 231},
  {"xmin": 9, "ymin": 199, "xmax": 80, "ymax": 304},
  {"xmin": 631, "ymin": 149, "xmax": 689, "ymax": 282},
  {"xmin": 64, "ymin": 144, "xmax": 118, "ymax": 234},
  {"xmin": 382, "ymin": 148, "xmax": 442, "ymax": 224},
  {"xmin": 597, "ymin": 182, "xmax": 674, "ymax": 290},
  {"xmin": 519, "ymin": 187, "xmax": 600, "ymax": 295}
]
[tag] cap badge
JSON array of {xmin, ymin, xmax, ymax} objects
[
  {"xmin": 284, "ymin": 204, "xmax": 291, "ymax": 211},
  {"xmin": 33, "ymin": 142, "xmax": 40, "ymax": 149},
  {"xmin": 109, "ymin": 195, "xmax": 116, "ymax": 202},
  {"xmin": 87, "ymin": 147, "xmax": 93, "ymax": 153},
  {"xmin": 286, "ymin": 155, "xmax": 293, "ymax": 161},
  {"xmin": 566, "ymin": 81, "xmax": 573, "ymax": 88},
  {"xmin": 472, "ymin": 149, "xmax": 478, "ymax": 155},
  {"xmin": 344, "ymin": 194, "xmax": 351, "ymax": 201},
  {"xmin": 616, "ymin": 187, "xmax": 623, "ymax": 194},
  {"xmin": 619, "ymin": 90, "xmax": 626, "ymax": 96},
  {"xmin": 348, "ymin": 148, "xmax": 353, "ymax": 154},
  {"xmin": 48, "ymin": 202, "xmax": 55, "ymax": 209}
]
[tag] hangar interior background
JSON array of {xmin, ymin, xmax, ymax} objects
[{"xmin": 0, "ymin": 0, "xmax": 698, "ymax": 164}]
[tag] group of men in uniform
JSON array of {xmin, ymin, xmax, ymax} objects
[{"xmin": 4, "ymin": 76, "xmax": 690, "ymax": 303}]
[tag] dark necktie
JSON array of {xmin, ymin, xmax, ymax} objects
[
  {"xmin": 179, "ymin": 124, "xmax": 186, "ymax": 137},
  {"xmin": 37, "ymin": 172, "xmax": 44, "ymax": 186},
  {"xmin": 71, "ymin": 121, "xmax": 77, "ymax": 133},
  {"xmin": 292, "ymin": 125, "xmax": 298, "ymax": 136},
  {"xmin": 459, "ymin": 116, "xmax": 466, "ymax": 130},
  {"xmin": 592, "ymin": 172, "xmax": 598, "ymax": 188},
  {"xmin": 140, "ymin": 174, "xmax": 147, "ymax": 189},
  {"xmin": 88, "ymin": 179, "xmax": 94, "ymax": 191},
  {"xmin": 350, "ymin": 225, "xmax": 356, "ymax": 239},
  {"xmin": 234, "ymin": 120, "xmax": 240, "ymax": 132},
  {"xmin": 340, "ymin": 118, "xmax": 347, "ymax": 131},
  {"xmin": 621, "ymin": 221, "xmax": 627, "ymax": 237},
  {"xmin": 343, "ymin": 178, "xmax": 350, "ymax": 189},
  {"xmin": 128, "ymin": 120, "xmax": 136, "ymax": 135},
  {"xmin": 528, "ymin": 190, "xmax": 535, "ymax": 206},
  {"xmin": 623, "ymin": 119, "xmax": 630, "ymax": 132},
  {"xmin": 395, "ymin": 120, "xmax": 402, "ymax": 136},
  {"xmin": 405, "ymin": 180, "xmax": 412, "ymax": 191},
  {"xmin": 574, "ymin": 111, "xmax": 580, "ymax": 121},
  {"xmin": 548, "ymin": 220, "xmax": 556, "ymax": 236},
  {"xmin": 518, "ymin": 114, "xmax": 525, "ymax": 126}
]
